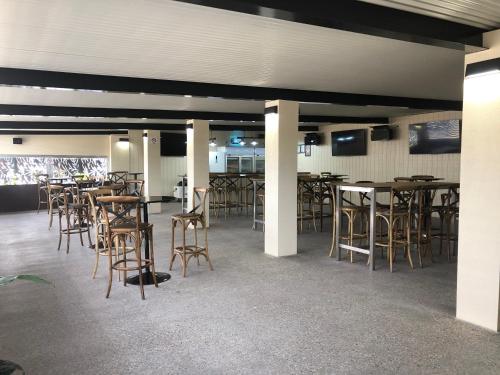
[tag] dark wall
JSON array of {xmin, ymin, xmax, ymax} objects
[{"xmin": 0, "ymin": 184, "xmax": 40, "ymax": 213}]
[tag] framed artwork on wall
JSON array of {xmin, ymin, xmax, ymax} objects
[{"xmin": 305, "ymin": 145, "xmax": 311, "ymax": 157}]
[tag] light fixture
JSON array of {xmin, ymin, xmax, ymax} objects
[
  {"xmin": 250, "ymin": 140, "xmax": 258, "ymax": 146},
  {"xmin": 118, "ymin": 137, "xmax": 129, "ymax": 142},
  {"xmin": 465, "ymin": 57, "xmax": 500, "ymax": 79},
  {"xmin": 239, "ymin": 139, "xmax": 246, "ymax": 146},
  {"xmin": 209, "ymin": 138, "xmax": 217, "ymax": 147},
  {"xmin": 184, "ymin": 94, "xmax": 192, "ymax": 98}
]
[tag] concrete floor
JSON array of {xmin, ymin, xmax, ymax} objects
[{"xmin": 0, "ymin": 203, "xmax": 499, "ymax": 375}]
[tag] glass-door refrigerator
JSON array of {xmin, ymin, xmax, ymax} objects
[{"xmin": 226, "ymin": 156, "xmax": 240, "ymax": 173}]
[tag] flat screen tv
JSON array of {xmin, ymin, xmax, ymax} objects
[
  {"xmin": 409, "ymin": 120, "xmax": 461, "ymax": 154},
  {"xmin": 331, "ymin": 129, "xmax": 367, "ymax": 156},
  {"xmin": 161, "ymin": 133, "xmax": 186, "ymax": 156}
]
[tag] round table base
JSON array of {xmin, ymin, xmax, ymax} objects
[{"xmin": 126, "ymin": 271, "xmax": 171, "ymax": 285}]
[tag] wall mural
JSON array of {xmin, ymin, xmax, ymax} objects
[{"xmin": 0, "ymin": 156, "xmax": 108, "ymax": 185}]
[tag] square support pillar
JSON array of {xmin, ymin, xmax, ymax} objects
[
  {"xmin": 143, "ymin": 130, "xmax": 162, "ymax": 213},
  {"xmin": 457, "ymin": 29, "xmax": 500, "ymax": 332},
  {"xmin": 186, "ymin": 119, "xmax": 209, "ymax": 226},
  {"xmin": 128, "ymin": 130, "xmax": 144, "ymax": 174},
  {"xmin": 264, "ymin": 100, "xmax": 298, "ymax": 257}
]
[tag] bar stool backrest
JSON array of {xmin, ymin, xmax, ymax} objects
[
  {"xmin": 97, "ymin": 196, "xmax": 141, "ymax": 230},
  {"xmin": 107, "ymin": 171, "xmax": 128, "ymax": 184},
  {"xmin": 356, "ymin": 181, "xmax": 374, "ymax": 206},
  {"xmin": 125, "ymin": 179, "xmax": 144, "ymax": 196},
  {"xmin": 87, "ymin": 188, "xmax": 112, "ymax": 221},
  {"xmin": 191, "ymin": 187, "xmax": 211, "ymax": 224}
]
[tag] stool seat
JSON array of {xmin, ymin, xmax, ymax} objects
[{"xmin": 172, "ymin": 212, "xmax": 201, "ymax": 221}]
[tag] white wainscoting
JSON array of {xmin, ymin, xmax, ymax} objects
[
  {"xmin": 161, "ymin": 156, "xmax": 186, "ymax": 196},
  {"xmin": 298, "ymin": 111, "xmax": 462, "ymax": 183}
]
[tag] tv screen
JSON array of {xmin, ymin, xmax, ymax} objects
[
  {"xmin": 161, "ymin": 133, "xmax": 186, "ymax": 156},
  {"xmin": 331, "ymin": 129, "xmax": 367, "ymax": 156},
  {"xmin": 409, "ymin": 120, "xmax": 461, "ymax": 154}
]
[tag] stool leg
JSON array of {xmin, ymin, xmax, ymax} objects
[
  {"xmin": 169, "ymin": 219, "xmax": 176, "ymax": 271},
  {"xmin": 405, "ymin": 216, "xmax": 414, "ymax": 269},
  {"xmin": 57, "ymin": 210, "xmax": 63, "ymax": 251},
  {"xmin": 49, "ymin": 198, "xmax": 54, "ymax": 229},
  {"xmin": 194, "ymin": 221, "xmax": 200, "ymax": 266},
  {"xmin": 204, "ymin": 220, "xmax": 214, "ymax": 271},
  {"xmin": 66, "ymin": 211, "xmax": 71, "ymax": 254},
  {"xmin": 106, "ymin": 234, "xmax": 114, "ymax": 298},
  {"xmin": 135, "ymin": 233, "xmax": 145, "ymax": 300},
  {"xmin": 122, "ymin": 236, "xmax": 127, "ymax": 286},
  {"xmin": 182, "ymin": 221, "xmax": 187, "ymax": 277},
  {"xmin": 92, "ymin": 225, "xmax": 101, "ymax": 279},
  {"xmin": 77, "ymin": 209, "xmax": 84, "ymax": 247}
]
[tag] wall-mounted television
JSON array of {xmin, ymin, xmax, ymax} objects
[
  {"xmin": 409, "ymin": 120, "xmax": 461, "ymax": 155},
  {"xmin": 161, "ymin": 133, "xmax": 186, "ymax": 156},
  {"xmin": 331, "ymin": 129, "xmax": 367, "ymax": 156}
]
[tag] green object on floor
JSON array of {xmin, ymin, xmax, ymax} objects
[
  {"xmin": 0, "ymin": 275, "xmax": 51, "ymax": 287},
  {"xmin": 0, "ymin": 360, "xmax": 25, "ymax": 375},
  {"xmin": 0, "ymin": 275, "xmax": 50, "ymax": 374}
]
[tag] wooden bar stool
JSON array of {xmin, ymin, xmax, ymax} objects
[
  {"xmin": 328, "ymin": 184, "xmax": 369, "ymax": 261},
  {"xmin": 57, "ymin": 190, "xmax": 92, "ymax": 253},
  {"xmin": 48, "ymin": 184, "xmax": 64, "ymax": 229},
  {"xmin": 87, "ymin": 188, "xmax": 114, "ymax": 278},
  {"xmin": 36, "ymin": 173, "xmax": 49, "ymax": 213},
  {"xmin": 169, "ymin": 187, "xmax": 214, "ymax": 277},
  {"xmin": 375, "ymin": 187, "xmax": 423, "ymax": 272},
  {"xmin": 97, "ymin": 196, "xmax": 158, "ymax": 299}
]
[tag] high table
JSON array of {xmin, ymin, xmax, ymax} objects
[
  {"xmin": 334, "ymin": 181, "xmax": 460, "ymax": 271},
  {"xmin": 127, "ymin": 195, "xmax": 171, "ymax": 285}
]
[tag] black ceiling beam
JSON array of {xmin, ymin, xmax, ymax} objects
[
  {"xmin": 175, "ymin": 0, "xmax": 484, "ymax": 50},
  {"xmin": 0, "ymin": 121, "xmax": 319, "ymax": 132},
  {"xmin": 0, "ymin": 68, "xmax": 461, "ymax": 110},
  {"xmin": 0, "ymin": 105, "xmax": 389, "ymax": 124},
  {"xmin": 0, "ymin": 104, "xmax": 261, "ymax": 122},
  {"xmin": 0, "ymin": 130, "xmax": 127, "ymax": 135}
]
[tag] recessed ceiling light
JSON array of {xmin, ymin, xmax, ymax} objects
[{"xmin": 184, "ymin": 95, "xmax": 192, "ymax": 98}]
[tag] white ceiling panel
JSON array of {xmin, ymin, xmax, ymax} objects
[
  {"xmin": 0, "ymin": 0, "xmax": 465, "ymax": 100},
  {"xmin": 359, "ymin": 0, "xmax": 500, "ymax": 29},
  {"xmin": 0, "ymin": 86, "xmax": 264, "ymax": 112}
]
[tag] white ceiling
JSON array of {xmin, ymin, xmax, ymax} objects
[
  {"xmin": 359, "ymin": 0, "xmax": 500, "ymax": 29},
  {"xmin": 0, "ymin": 0, "xmax": 465, "ymax": 101}
]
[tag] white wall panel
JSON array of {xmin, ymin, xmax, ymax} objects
[
  {"xmin": 160, "ymin": 156, "xmax": 186, "ymax": 196},
  {"xmin": 298, "ymin": 111, "xmax": 462, "ymax": 182}
]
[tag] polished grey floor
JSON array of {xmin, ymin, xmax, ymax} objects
[{"xmin": 1, "ymin": 204, "xmax": 499, "ymax": 375}]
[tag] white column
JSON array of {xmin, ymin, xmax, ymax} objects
[
  {"xmin": 457, "ymin": 29, "xmax": 500, "ymax": 332},
  {"xmin": 128, "ymin": 130, "xmax": 144, "ymax": 174},
  {"xmin": 143, "ymin": 130, "xmax": 162, "ymax": 213},
  {"xmin": 186, "ymin": 119, "xmax": 209, "ymax": 226},
  {"xmin": 264, "ymin": 100, "xmax": 298, "ymax": 257}
]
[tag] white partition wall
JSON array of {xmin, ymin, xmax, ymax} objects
[
  {"xmin": 143, "ymin": 130, "xmax": 162, "ymax": 213},
  {"xmin": 457, "ymin": 29, "xmax": 500, "ymax": 332},
  {"xmin": 264, "ymin": 100, "xmax": 298, "ymax": 257},
  {"xmin": 186, "ymin": 119, "xmax": 209, "ymax": 226}
]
